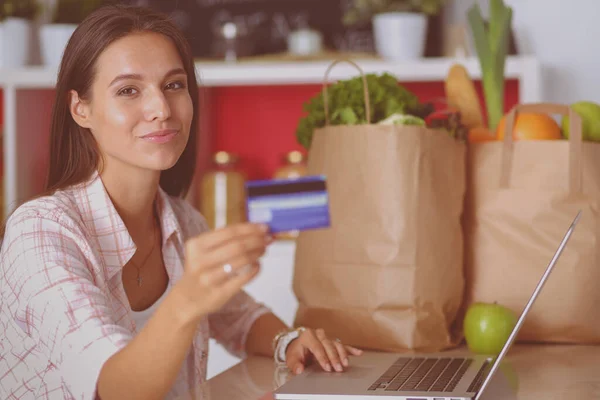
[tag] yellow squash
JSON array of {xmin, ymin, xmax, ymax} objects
[{"xmin": 445, "ymin": 63, "xmax": 485, "ymax": 130}]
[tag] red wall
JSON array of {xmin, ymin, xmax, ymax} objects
[{"xmin": 211, "ymin": 80, "xmax": 520, "ymax": 180}]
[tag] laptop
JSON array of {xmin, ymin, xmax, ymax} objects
[{"xmin": 274, "ymin": 211, "xmax": 582, "ymax": 400}]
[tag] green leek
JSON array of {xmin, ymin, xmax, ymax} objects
[{"xmin": 468, "ymin": 0, "xmax": 513, "ymax": 132}]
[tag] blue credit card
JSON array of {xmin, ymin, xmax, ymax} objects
[{"xmin": 245, "ymin": 175, "xmax": 331, "ymax": 234}]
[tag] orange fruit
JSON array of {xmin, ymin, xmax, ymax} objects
[
  {"xmin": 468, "ymin": 126, "xmax": 496, "ymax": 142},
  {"xmin": 496, "ymin": 112, "xmax": 562, "ymax": 140}
]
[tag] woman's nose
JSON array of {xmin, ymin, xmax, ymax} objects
[{"xmin": 144, "ymin": 89, "xmax": 172, "ymax": 121}]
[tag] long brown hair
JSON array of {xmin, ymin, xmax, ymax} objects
[{"xmin": 46, "ymin": 3, "xmax": 199, "ymax": 198}]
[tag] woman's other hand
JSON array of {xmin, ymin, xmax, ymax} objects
[
  {"xmin": 175, "ymin": 222, "xmax": 272, "ymax": 324},
  {"xmin": 285, "ymin": 328, "xmax": 363, "ymax": 374}
]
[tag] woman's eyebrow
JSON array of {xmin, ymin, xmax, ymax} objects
[
  {"xmin": 164, "ymin": 67, "xmax": 186, "ymax": 79},
  {"xmin": 108, "ymin": 67, "xmax": 186, "ymax": 87}
]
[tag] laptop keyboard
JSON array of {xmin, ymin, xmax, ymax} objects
[
  {"xmin": 467, "ymin": 360, "xmax": 491, "ymax": 393},
  {"xmin": 367, "ymin": 357, "xmax": 473, "ymax": 392}
]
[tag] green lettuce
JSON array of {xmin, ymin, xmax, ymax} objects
[{"xmin": 296, "ymin": 73, "xmax": 432, "ymax": 149}]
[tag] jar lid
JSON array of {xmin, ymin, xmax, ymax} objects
[
  {"xmin": 213, "ymin": 151, "xmax": 239, "ymax": 165},
  {"xmin": 285, "ymin": 151, "xmax": 305, "ymax": 164}
]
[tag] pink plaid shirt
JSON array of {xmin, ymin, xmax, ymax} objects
[{"xmin": 0, "ymin": 171, "xmax": 270, "ymax": 399}]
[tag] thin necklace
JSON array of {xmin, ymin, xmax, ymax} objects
[{"xmin": 130, "ymin": 212, "xmax": 159, "ymax": 287}]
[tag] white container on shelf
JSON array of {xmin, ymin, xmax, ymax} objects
[
  {"xmin": 0, "ymin": 17, "xmax": 31, "ymax": 67},
  {"xmin": 287, "ymin": 29, "xmax": 323, "ymax": 55},
  {"xmin": 372, "ymin": 12, "xmax": 428, "ymax": 61},
  {"xmin": 40, "ymin": 23, "xmax": 77, "ymax": 66}
]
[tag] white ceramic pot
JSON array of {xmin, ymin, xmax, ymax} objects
[
  {"xmin": 287, "ymin": 29, "xmax": 323, "ymax": 55},
  {"xmin": 0, "ymin": 18, "xmax": 31, "ymax": 67},
  {"xmin": 372, "ymin": 12, "xmax": 428, "ymax": 61},
  {"xmin": 40, "ymin": 23, "xmax": 78, "ymax": 66}
]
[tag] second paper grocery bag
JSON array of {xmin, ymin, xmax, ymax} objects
[
  {"xmin": 463, "ymin": 103, "xmax": 600, "ymax": 343},
  {"xmin": 292, "ymin": 60, "xmax": 467, "ymax": 352}
]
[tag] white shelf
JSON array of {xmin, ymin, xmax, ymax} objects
[
  {"xmin": 197, "ymin": 55, "xmax": 538, "ymax": 86},
  {"xmin": 0, "ymin": 55, "xmax": 539, "ymax": 88}
]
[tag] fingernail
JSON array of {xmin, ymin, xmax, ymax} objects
[
  {"xmin": 342, "ymin": 358, "xmax": 349, "ymax": 367},
  {"xmin": 335, "ymin": 363, "xmax": 343, "ymax": 372},
  {"xmin": 325, "ymin": 363, "xmax": 332, "ymax": 372},
  {"xmin": 295, "ymin": 366, "xmax": 303, "ymax": 374}
]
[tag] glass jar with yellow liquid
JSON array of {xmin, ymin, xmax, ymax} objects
[
  {"xmin": 273, "ymin": 151, "xmax": 308, "ymax": 240},
  {"xmin": 200, "ymin": 151, "xmax": 247, "ymax": 230},
  {"xmin": 274, "ymin": 151, "xmax": 307, "ymax": 179}
]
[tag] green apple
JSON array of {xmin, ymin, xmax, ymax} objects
[
  {"xmin": 562, "ymin": 101, "xmax": 600, "ymax": 141},
  {"xmin": 463, "ymin": 302, "xmax": 518, "ymax": 355}
]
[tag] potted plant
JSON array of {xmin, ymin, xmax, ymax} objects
[
  {"xmin": 0, "ymin": 0, "xmax": 40, "ymax": 67},
  {"xmin": 343, "ymin": 0, "xmax": 446, "ymax": 61},
  {"xmin": 40, "ymin": 0, "xmax": 105, "ymax": 66}
]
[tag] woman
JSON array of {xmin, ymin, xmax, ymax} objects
[{"xmin": 0, "ymin": 4, "xmax": 361, "ymax": 400}]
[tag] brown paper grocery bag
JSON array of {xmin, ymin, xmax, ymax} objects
[
  {"xmin": 292, "ymin": 60, "xmax": 467, "ymax": 352},
  {"xmin": 463, "ymin": 103, "xmax": 600, "ymax": 344}
]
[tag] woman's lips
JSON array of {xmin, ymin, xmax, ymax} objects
[{"xmin": 140, "ymin": 129, "xmax": 179, "ymax": 144}]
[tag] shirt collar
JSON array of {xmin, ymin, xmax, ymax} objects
[
  {"xmin": 77, "ymin": 170, "xmax": 183, "ymax": 281},
  {"xmin": 155, "ymin": 184, "xmax": 184, "ymax": 245}
]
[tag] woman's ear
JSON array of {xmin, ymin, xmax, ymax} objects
[{"xmin": 69, "ymin": 90, "xmax": 92, "ymax": 129}]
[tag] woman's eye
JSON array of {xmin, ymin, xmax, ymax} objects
[
  {"xmin": 166, "ymin": 80, "xmax": 186, "ymax": 90},
  {"xmin": 117, "ymin": 87, "xmax": 137, "ymax": 96}
]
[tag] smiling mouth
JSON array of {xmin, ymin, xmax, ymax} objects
[{"xmin": 140, "ymin": 129, "xmax": 179, "ymax": 143}]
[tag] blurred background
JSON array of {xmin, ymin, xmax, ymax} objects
[{"xmin": 2, "ymin": 0, "xmax": 596, "ymax": 103}]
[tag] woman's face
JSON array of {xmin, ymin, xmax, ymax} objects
[{"xmin": 71, "ymin": 31, "xmax": 193, "ymax": 174}]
